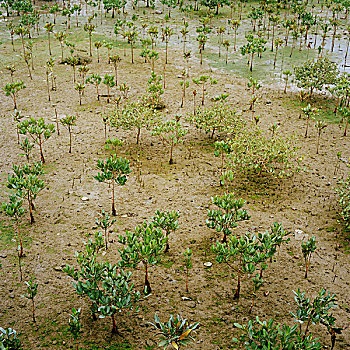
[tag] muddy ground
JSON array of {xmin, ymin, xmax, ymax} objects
[{"xmin": 0, "ymin": 3, "xmax": 350, "ymax": 350}]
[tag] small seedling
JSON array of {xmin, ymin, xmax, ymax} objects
[
  {"xmin": 67, "ymin": 307, "xmax": 82, "ymax": 349},
  {"xmin": 183, "ymin": 248, "xmax": 192, "ymax": 293},
  {"xmin": 301, "ymin": 236, "xmax": 317, "ymax": 278},
  {"xmin": 21, "ymin": 278, "xmax": 38, "ymax": 322},
  {"xmin": 152, "ymin": 210, "xmax": 180, "ymax": 252},
  {"xmin": 60, "ymin": 115, "xmax": 77, "ymax": 153},
  {"xmin": 96, "ymin": 210, "xmax": 115, "ymax": 249},
  {"xmin": 95, "ymin": 156, "xmax": 131, "ymax": 216}
]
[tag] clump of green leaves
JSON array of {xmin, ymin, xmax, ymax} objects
[
  {"xmin": 207, "ymin": 193, "xmax": 250, "ymax": 243},
  {"xmin": 233, "ymin": 316, "xmax": 322, "ymax": 349},
  {"xmin": 152, "ymin": 209, "xmax": 180, "ymax": 252},
  {"xmin": 94, "ymin": 156, "xmax": 131, "ymax": 216},
  {"xmin": 0, "ymin": 327, "xmax": 22, "ymax": 350},
  {"xmin": 7, "ymin": 162, "xmax": 44, "ymax": 224},
  {"xmin": 19, "ymin": 117, "xmax": 55, "ymax": 163},
  {"xmin": 2, "ymin": 80, "xmax": 26, "ymax": 109},
  {"xmin": 187, "ymin": 100, "xmax": 244, "ymax": 140},
  {"xmin": 226, "ymin": 127, "xmax": 302, "ymax": 179},
  {"xmin": 291, "ymin": 289, "xmax": 341, "ymax": 349},
  {"xmin": 150, "ymin": 313, "xmax": 199, "ymax": 349},
  {"xmin": 118, "ymin": 221, "xmax": 166, "ymax": 295},
  {"xmin": 152, "ymin": 117, "xmax": 188, "ymax": 164},
  {"xmin": 294, "ymin": 56, "xmax": 339, "ymax": 97},
  {"xmin": 67, "ymin": 307, "xmax": 82, "ymax": 350},
  {"xmin": 109, "ymin": 101, "xmax": 160, "ymax": 145}
]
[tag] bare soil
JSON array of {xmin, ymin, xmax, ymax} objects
[{"xmin": 0, "ymin": 5, "xmax": 349, "ymax": 350}]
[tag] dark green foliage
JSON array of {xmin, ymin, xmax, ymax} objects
[{"xmin": 118, "ymin": 221, "xmax": 167, "ymax": 294}]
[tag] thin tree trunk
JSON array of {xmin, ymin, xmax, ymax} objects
[{"xmin": 111, "ymin": 180, "xmax": 116, "ymax": 215}]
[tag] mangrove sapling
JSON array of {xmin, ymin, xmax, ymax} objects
[
  {"xmin": 7, "ymin": 162, "xmax": 44, "ymax": 224},
  {"xmin": 110, "ymin": 55, "xmax": 122, "ymax": 86},
  {"xmin": 196, "ymin": 33, "xmax": 207, "ymax": 65},
  {"xmin": 192, "ymin": 75, "xmax": 217, "ymax": 106},
  {"xmin": 118, "ymin": 221, "xmax": 167, "ymax": 295},
  {"xmin": 183, "ymin": 248, "xmax": 192, "ymax": 293},
  {"xmin": 60, "ymin": 115, "xmax": 77, "ymax": 153},
  {"xmin": 67, "ymin": 307, "xmax": 82, "ymax": 350},
  {"xmin": 64, "ymin": 232, "xmax": 105, "ymax": 320},
  {"xmin": 22, "ymin": 278, "xmax": 38, "ymax": 323},
  {"xmin": 103, "ymin": 74, "xmax": 115, "ymax": 103},
  {"xmin": 6, "ymin": 64, "xmax": 16, "ymax": 82},
  {"xmin": 19, "ymin": 137, "xmax": 34, "ymax": 162},
  {"xmin": 94, "ymin": 156, "xmax": 131, "ymax": 216},
  {"xmin": 240, "ymin": 34, "xmax": 267, "ymax": 72},
  {"xmin": 214, "ymin": 140, "xmax": 232, "ymax": 182},
  {"xmin": 22, "ymin": 50, "xmax": 32, "ymax": 80},
  {"xmin": 66, "ymin": 56, "xmax": 79, "ymax": 83},
  {"xmin": 75, "ymin": 83, "xmax": 85, "ymax": 105},
  {"xmin": 84, "ymin": 23, "xmax": 96, "ymax": 57},
  {"xmin": 11, "ymin": 110, "xmax": 24, "ymax": 144},
  {"xmin": 249, "ymin": 273, "xmax": 264, "ymax": 314},
  {"xmin": 46, "ymin": 58, "xmax": 56, "ymax": 91},
  {"xmin": 44, "ymin": 22, "xmax": 54, "ymax": 55},
  {"xmin": 2, "ymin": 81, "xmax": 26, "ymax": 110},
  {"xmin": 94, "ymin": 41, "xmax": 103, "ymax": 63},
  {"xmin": 19, "ymin": 117, "xmax": 55, "ymax": 163},
  {"xmin": 301, "ymin": 235, "xmax": 317, "ymax": 279},
  {"xmin": 161, "ymin": 26, "xmax": 174, "ymax": 64},
  {"xmin": 211, "ymin": 232, "xmax": 260, "ymax": 300},
  {"xmin": 187, "ymin": 100, "xmax": 244, "ymax": 139},
  {"xmin": 96, "ymin": 210, "xmax": 115, "ymax": 249},
  {"xmin": 98, "ymin": 266, "xmax": 141, "ymax": 334},
  {"xmin": 233, "ymin": 317, "xmax": 323, "ymax": 349},
  {"xmin": 0, "ymin": 327, "xmax": 22, "ymax": 349},
  {"xmin": 103, "ymin": 41, "xmax": 113, "ymax": 64},
  {"xmin": 315, "ymin": 120, "xmax": 327, "ymax": 154},
  {"xmin": 150, "ymin": 314, "xmax": 199, "ymax": 349},
  {"xmin": 55, "ymin": 32, "xmax": 67, "ymax": 62},
  {"xmin": 152, "ymin": 118, "xmax": 188, "ymax": 165},
  {"xmin": 223, "ymin": 39, "xmax": 230, "ymax": 64},
  {"xmin": 207, "ymin": 193, "xmax": 250, "ymax": 243},
  {"xmin": 86, "ymin": 73, "xmax": 102, "ymax": 101},
  {"xmin": 2, "ymin": 195, "xmax": 25, "ymax": 258},
  {"xmin": 144, "ymin": 72, "xmax": 163, "ymax": 109},
  {"xmin": 291, "ymin": 289, "xmax": 341, "ymax": 348},
  {"xmin": 302, "ymin": 104, "xmax": 319, "ymax": 138},
  {"xmin": 294, "ymin": 56, "xmax": 339, "ymax": 97},
  {"xmin": 109, "ymin": 101, "xmax": 160, "ymax": 145},
  {"xmin": 283, "ymin": 70, "xmax": 292, "ymax": 93},
  {"xmin": 105, "ymin": 138, "xmax": 124, "ymax": 155},
  {"xmin": 151, "ymin": 209, "xmax": 180, "ymax": 252},
  {"xmin": 78, "ymin": 65, "xmax": 89, "ymax": 86},
  {"xmin": 124, "ymin": 28, "xmax": 138, "ymax": 64},
  {"xmin": 180, "ymin": 22, "xmax": 189, "ymax": 53}
]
